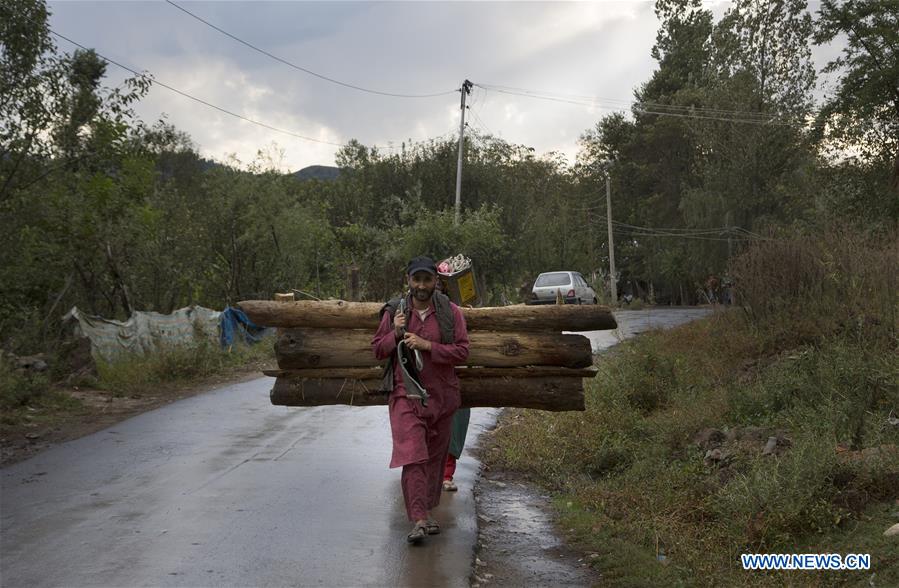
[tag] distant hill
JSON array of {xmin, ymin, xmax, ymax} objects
[{"xmin": 293, "ymin": 165, "xmax": 340, "ymax": 181}]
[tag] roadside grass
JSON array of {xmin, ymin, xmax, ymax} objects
[
  {"xmin": 1, "ymin": 339, "xmax": 274, "ymax": 431},
  {"xmin": 490, "ymin": 230, "xmax": 898, "ymax": 586},
  {"xmin": 0, "ymin": 361, "xmax": 85, "ymax": 426},
  {"xmin": 621, "ymin": 298, "xmax": 646, "ymax": 310},
  {"xmin": 96, "ymin": 338, "xmax": 275, "ymax": 397}
]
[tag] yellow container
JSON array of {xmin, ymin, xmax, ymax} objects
[{"xmin": 439, "ymin": 266, "xmax": 480, "ymax": 307}]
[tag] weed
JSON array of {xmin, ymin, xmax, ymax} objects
[
  {"xmin": 0, "ymin": 360, "xmax": 50, "ymax": 411},
  {"xmin": 97, "ymin": 339, "xmax": 274, "ymax": 397},
  {"xmin": 489, "ymin": 229, "xmax": 897, "ymax": 584}
]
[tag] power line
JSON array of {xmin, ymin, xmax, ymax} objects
[
  {"xmin": 47, "ymin": 28, "xmax": 347, "ymax": 147},
  {"xmin": 612, "ymin": 219, "xmax": 745, "ymax": 235},
  {"xmin": 632, "ymin": 106, "xmax": 790, "ymax": 126},
  {"xmin": 43, "ymin": 27, "xmax": 456, "ymax": 152},
  {"xmin": 482, "ymin": 86, "xmax": 793, "ymax": 126},
  {"xmin": 466, "ymin": 121, "xmax": 490, "ymax": 141},
  {"xmin": 165, "ymin": 0, "xmax": 457, "ymax": 100},
  {"xmin": 568, "ymin": 205, "xmax": 768, "ymax": 240},
  {"xmin": 614, "ymin": 230, "xmax": 759, "ymax": 242},
  {"xmin": 476, "ymin": 82, "xmax": 805, "ymax": 122},
  {"xmin": 474, "ymin": 84, "xmax": 801, "ymax": 127},
  {"xmin": 607, "ymin": 221, "xmax": 765, "ymax": 242},
  {"xmin": 469, "ymin": 106, "xmax": 495, "ymax": 138},
  {"xmin": 618, "ymin": 225, "xmax": 766, "ymax": 241},
  {"xmin": 478, "ymin": 83, "xmax": 776, "ymax": 118},
  {"xmin": 470, "ymin": 88, "xmax": 498, "ymax": 137},
  {"xmin": 563, "ymin": 223, "xmax": 759, "ymax": 243}
]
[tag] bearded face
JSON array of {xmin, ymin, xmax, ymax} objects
[{"xmin": 409, "ymin": 271, "xmax": 437, "ymax": 303}]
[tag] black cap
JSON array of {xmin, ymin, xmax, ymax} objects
[{"xmin": 406, "ymin": 256, "xmax": 437, "ymax": 276}]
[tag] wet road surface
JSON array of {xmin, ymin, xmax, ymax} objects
[
  {"xmin": 573, "ymin": 307, "xmax": 713, "ymax": 352},
  {"xmin": 1, "ymin": 307, "xmax": 710, "ymax": 587},
  {"xmin": 1, "ymin": 383, "xmax": 498, "ymax": 587}
]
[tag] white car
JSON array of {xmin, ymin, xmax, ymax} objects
[{"xmin": 527, "ymin": 271, "xmax": 598, "ymax": 305}]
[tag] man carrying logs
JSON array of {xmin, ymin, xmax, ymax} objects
[{"xmin": 371, "ymin": 256, "xmax": 470, "ymax": 545}]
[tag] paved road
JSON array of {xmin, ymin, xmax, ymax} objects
[
  {"xmin": 573, "ymin": 307, "xmax": 713, "ymax": 352},
  {"xmin": 1, "ymin": 307, "xmax": 710, "ymax": 587}
]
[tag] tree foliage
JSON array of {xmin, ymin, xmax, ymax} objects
[
  {"xmin": 813, "ymin": 0, "xmax": 899, "ymax": 226},
  {"xmin": 0, "ymin": 0, "xmax": 893, "ymax": 353}
]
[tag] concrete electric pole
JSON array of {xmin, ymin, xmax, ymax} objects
[
  {"xmin": 605, "ymin": 170, "xmax": 617, "ymax": 305},
  {"xmin": 454, "ymin": 80, "xmax": 473, "ymax": 226}
]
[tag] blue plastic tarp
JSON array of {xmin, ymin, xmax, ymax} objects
[{"xmin": 219, "ymin": 306, "xmax": 271, "ymax": 347}]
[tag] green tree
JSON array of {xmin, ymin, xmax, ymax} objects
[
  {"xmin": 0, "ymin": 0, "xmax": 64, "ymax": 200},
  {"xmin": 0, "ymin": 0, "xmax": 152, "ymax": 346},
  {"xmin": 814, "ymin": 0, "xmax": 899, "ymax": 225},
  {"xmin": 575, "ymin": 0, "xmax": 820, "ymax": 303}
]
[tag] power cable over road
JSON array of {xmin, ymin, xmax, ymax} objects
[
  {"xmin": 40, "ymin": 26, "xmax": 462, "ymax": 151},
  {"xmin": 165, "ymin": 0, "xmax": 458, "ymax": 99},
  {"xmin": 45, "ymin": 28, "xmax": 347, "ymax": 147},
  {"xmin": 473, "ymin": 82, "xmax": 809, "ymax": 127}
]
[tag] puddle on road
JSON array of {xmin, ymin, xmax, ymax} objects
[{"xmin": 471, "ymin": 469, "xmax": 597, "ymax": 587}]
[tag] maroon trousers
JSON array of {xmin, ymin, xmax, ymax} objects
[{"xmin": 389, "ymin": 395, "xmax": 455, "ymax": 521}]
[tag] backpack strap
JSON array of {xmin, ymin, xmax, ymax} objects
[
  {"xmin": 432, "ymin": 292, "xmax": 455, "ymax": 344},
  {"xmin": 381, "ymin": 293, "xmax": 455, "ymax": 344},
  {"xmin": 379, "ymin": 296, "xmax": 402, "ymax": 321}
]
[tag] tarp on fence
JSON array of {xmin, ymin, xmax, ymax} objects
[{"xmin": 62, "ymin": 305, "xmax": 221, "ymax": 362}]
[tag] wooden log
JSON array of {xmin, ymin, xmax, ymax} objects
[
  {"xmin": 238, "ymin": 300, "xmax": 616, "ymax": 332},
  {"xmin": 263, "ymin": 366, "xmax": 599, "ymax": 379},
  {"xmin": 274, "ymin": 329, "xmax": 593, "ymax": 369},
  {"xmin": 269, "ymin": 376, "xmax": 585, "ymax": 411}
]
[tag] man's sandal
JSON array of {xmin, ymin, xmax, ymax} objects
[
  {"xmin": 406, "ymin": 522, "xmax": 428, "ymax": 544},
  {"xmin": 425, "ymin": 519, "xmax": 440, "ymax": 535},
  {"xmin": 442, "ymin": 480, "xmax": 458, "ymax": 492}
]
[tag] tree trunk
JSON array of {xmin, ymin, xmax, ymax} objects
[
  {"xmin": 275, "ymin": 329, "xmax": 593, "ymax": 369},
  {"xmin": 346, "ymin": 267, "xmax": 360, "ymax": 302},
  {"xmin": 239, "ymin": 300, "xmax": 616, "ymax": 332},
  {"xmin": 269, "ymin": 376, "xmax": 585, "ymax": 411},
  {"xmin": 264, "ymin": 366, "xmax": 598, "ymax": 379}
]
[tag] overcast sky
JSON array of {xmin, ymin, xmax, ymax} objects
[{"xmin": 47, "ymin": 1, "xmax": 839, "ymax": 172}]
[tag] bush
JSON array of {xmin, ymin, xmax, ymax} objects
[
  {"xmin": 488, "ymin": 225, "xmax": 899, "ymax": 584},
  {"xmin": 728, "ymin": 339, "xmax": 899, "ymax": 449},
  {"xmin": 0, "ymin": 360, "xmax": 50, "ymax": 411},
  {"xmin": 711, "ymin": 430, "xmax": 844, "ymax": 548},
  {"xmin": 97, "ymin": 338, "xmax": 273, "ymax": 397},
  {"xmin": 730, "ymin": 226, "xmax": 896, "ymax": 347}
]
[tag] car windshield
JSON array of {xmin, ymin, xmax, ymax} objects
[{"xmin": 535, "ymin": 272, "xmax": 571, "ymax": 287}]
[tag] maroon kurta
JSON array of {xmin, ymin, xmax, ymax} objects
[{"xmin": 371, "ymin": 299, "xmax": 469, "ymax": 521}]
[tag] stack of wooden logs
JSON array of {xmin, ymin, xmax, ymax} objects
[{"xmin": 238, "ymin": 300, "xmax": 617, "ymax": 412}]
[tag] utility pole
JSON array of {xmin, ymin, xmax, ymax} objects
[
  {"xmin": 454, "ymin": 79, "xmax": 473, "ymax": 226},
  {"xmin": 605, "ymin": 171, "xmax": 617, "ymax": 305},
  {"xmin": 725, "ymin": 210, "xmax": 733, "ymax": 260}
]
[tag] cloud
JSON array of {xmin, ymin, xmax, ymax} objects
[{"xmin": 47, "ymin": 1, "xmax": 838, "ymax": 172}]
